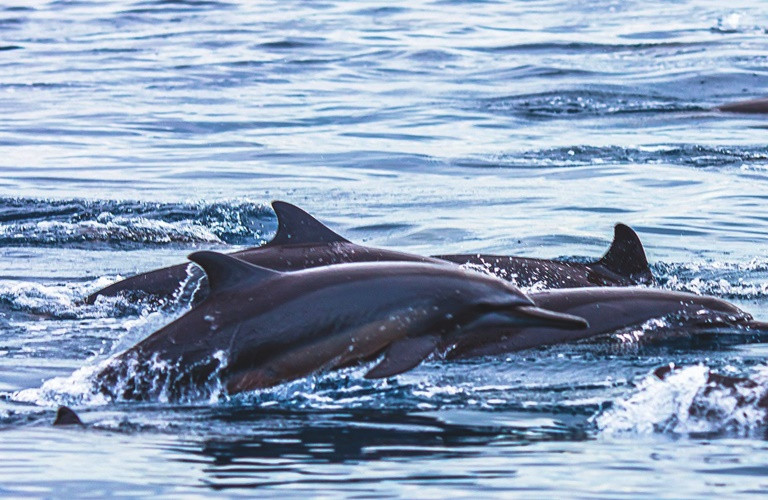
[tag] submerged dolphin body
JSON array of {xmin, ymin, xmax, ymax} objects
[
  {"xmin": 716, "ymin": 97, "xmax": 768, "ymax": 114},
  {"xmin": 85, "ymin": 201, "xmax": 440, "ymax": 305},
  {"xmin": 446, "ymin": 287, "xmax": 767, "ymax": 359},
  {"xmin": 435, "ymin": 223, "xmax": 654, "ymax": 288},
  {"xmin": 95, "ymin": 252, "xmax": 587, "ymax": 399}
]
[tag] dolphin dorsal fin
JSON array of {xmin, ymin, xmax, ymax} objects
[
  {"xmin": 53, "ymin": 406, "xmax": 84, "ymax": 426},
  {"xmin": 595, "ymin": 223, "xmax": 655, "ymax": 284},
  {"xmin": 188, "ymin": 251, "xmax": 279, "ymax": 292},
  {"xmin": 270, "ymin": 201, "xmax": 349, "ymax": 246}
]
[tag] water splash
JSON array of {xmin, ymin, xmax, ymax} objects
[
  {"xmin": 655, "ymin": 259, "xmax": 768, "ymax": 300},
  {"xmin": 596, "ymin": 365, "xmax": 768, "ymax": 436},
  {"xmin": 0, "ymin": 277, "xmax": 192, "ymax": 319}
]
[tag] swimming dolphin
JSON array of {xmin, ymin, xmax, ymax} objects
[
  {"xmin": 445, "ymin": 287, "xmax": 767, "ymax": 359},
  {"xmin": 434, "ymin": 223, "xmax": 654, "ymax": 288},
  {"xmin": 716, "ymin": 97, "xmax": 768, "ymax": 114},
  {"xmin": 94, "ymin": 251, "xmax": 587, "ymax": 400},
  {"xmin": 86, "ymin": 202, "xmax": 653, "ymax": 306},
  {"xmin": 84, "ymin": 201, "xmax": 440, "ymax": 305}
]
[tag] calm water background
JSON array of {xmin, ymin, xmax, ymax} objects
[{"xmin": 2, "ymin": 0, "xmax": 768, "ymax": 497}]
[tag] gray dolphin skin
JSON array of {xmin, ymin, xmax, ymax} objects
[
  {"xmin": 85, "ymin": 202, "xmax": 654, "ymax": 305},
  {"xmin": 435, "ymin": 223, "xmax": 654, "ymax": 288},
  {"xmin": 94, "ymin": 251, "xmax": 587, "ymax": 400},
  {"xmin": 716, "ymin": 97, "xmax": 768, "ymax": 114},
  {"xmin": 446, "ymin": 287, "xmax": 767, "ymax": 359},
  {"xmin": 84, "ymin": 201, "xmax": 440, "ymax": 305}
]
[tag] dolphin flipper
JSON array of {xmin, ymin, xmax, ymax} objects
[
  {"xmin": 364, "ymin": 335, "xmax": 441, "ymax": 379},
  {"xmin": 53, "ymin": 406, "xmax": 84, "ymax": 426},
  {"xmin": 594, "ymin": 223, "xmax": 654, "ymax": 285},
  {"xmin": 270, "ymin": 201, "xmax": 350, "ymax": 246}
]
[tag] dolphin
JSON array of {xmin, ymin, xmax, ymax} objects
[
  {"xmin": 86, "ymin": 202, "xmax": 653, "ymax": 306},
  {"xmin": 94, "ymin": 251, "xmax": 587, "ymax": 400},
  {"xmin": 434, "ymin": 223, "xmax": 654, "ymax": 288},
  {"xmin": 716, "ymin": 97, "xmax": 768, "ymax": 114},
  {"xmin": 84, "ymin": 201, "xmax": 441, "ymax": 305},
  {"xmin": 445, "ymin": 287, "xmax": 768, "ymax": 359}
]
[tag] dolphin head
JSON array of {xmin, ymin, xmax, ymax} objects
[{"xmin": 459, "ymin": 269, "xmax": 589, "ymax": 331}]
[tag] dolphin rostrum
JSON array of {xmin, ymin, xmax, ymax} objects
[
  {"xmin": 446, "ymin": 287, "xmax": 767, "ymax": 359},
  {"xmin": 94, "ymin": 251, "xmax": 587, "ymax": 400},
  {"xmin": 435, "ymin": 223, "xmax": 654, "ymax": 288}
]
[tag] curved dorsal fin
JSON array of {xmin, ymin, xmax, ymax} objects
[
  {"xmin": 595, "ymin": 223, "xmax": 655, "ymax": 285},
  {"xmin": 53, "ymin": 406, "xmax": 84, "ymax": 426},
  {"xmin": 270, "ymin": 201, "xmax": 349, "ymax": 246},
  {"xmin": 188, "ymin": 251, "xmax": 279, "ymax": 292}
]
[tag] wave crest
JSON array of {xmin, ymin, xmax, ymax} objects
[{"xmin": 0, "ymin": 198, "xmax": 272, "ymax": 248}]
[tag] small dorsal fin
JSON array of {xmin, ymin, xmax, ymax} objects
[
  {"xmin": 188, "ymin": 251, "xmax": 279, "ymax": 292},
  {"xmin": 53, "ymin": 406, "xmax": 84, "ymax": 426},
  {"xmin": 270, "ymin": 201, "xmax": 349, "ymax": 246},
  {"xmin": 595, "ymin": 223, "xmax": 655, "ymax": 285}
]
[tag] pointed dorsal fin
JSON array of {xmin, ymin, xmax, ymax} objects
[
  {"xmin": 53, "ymin": 406, "xmax": 84, "ymax": 426},
  {"xmin": 188, "ymin": 251, "xmax": 279, "ymax": 292},
  {"xmin": 595, "ymin": 223, "xmax": 655, "ymax": 285},
  {"xmin": 270, "ymin": 201, "xmax": 349, "ymax": 246}
]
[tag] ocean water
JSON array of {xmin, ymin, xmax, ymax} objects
[{"xmin": 2, "ymin": 0, "xmax": 768, "ymax": 496}]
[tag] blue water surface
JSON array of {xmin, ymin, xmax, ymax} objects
[{"xmin": 2, "ymin": 0, "xmax": 768, "ymax": 497}]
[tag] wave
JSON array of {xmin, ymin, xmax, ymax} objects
[
  {"xmin": 596, "ymin": 364, "xmax": 768, "ymax": 436},
  {"xmin": 474, "ymin": 90, "xmax": 701, "ymax": 118},
  {"xmin": 468, "ymin": 144, "xmax": 768, "ymax": 169},
  {"xmin": 0, "ymin": 277, "xmax": 194, "ymax": 319},
  {"xmin": 654, "ymin": 260, "xmax": 768, "ymax": 300},
  {"xmin": 0, "ymin": 198, "xmax": 272, "ymax": 249}
]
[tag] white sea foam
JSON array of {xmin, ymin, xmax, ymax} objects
[{"xmin": 597, "ymin": 365, "xmax": 768, "ymax": 436}]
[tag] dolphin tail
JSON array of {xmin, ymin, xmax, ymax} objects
[
  {"xmin": 594, "ymin": 223, "xmax": 655, "ymax": 285},
  {"xmin": 53, "ymin": 406, "xmax": 84, "ymax": 426}
]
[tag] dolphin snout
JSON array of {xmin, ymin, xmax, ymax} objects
[
  {"xmin": 465, "ymin": 304, "xmax": 588, "ymax": 332},
  {"xmin": 514, "ymin": 305, "xmax": 589, "ymax": 330}
]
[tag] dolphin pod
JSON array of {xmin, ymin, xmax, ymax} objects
[
  {"xmin": 445, "ymin": 287, "xmax": 768, "ymax": 359},
  {"xmin": 75, "ymin": 201, "xmax": 766, "ymax": 400},
  {"xmin": 85, "ymin": 201, "xmax": 653, "ymax": 305},
  {"xmin": 95, "ymin": 251, "xmax": 587, "ymax": 399}
]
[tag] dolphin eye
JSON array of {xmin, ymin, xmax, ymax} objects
[{"xmin": 474, "ymin": 300, "xmax": 517, "ymax": 313}]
